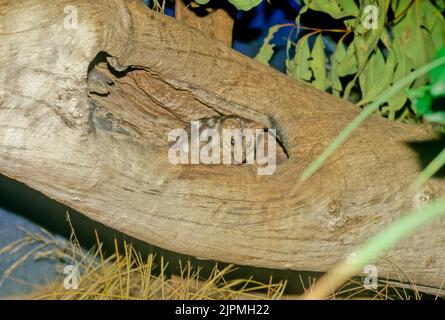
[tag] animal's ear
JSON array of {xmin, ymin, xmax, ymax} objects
[{"xmin": 221, "ymin": 117, "xmax": 242, "ymax": 130}]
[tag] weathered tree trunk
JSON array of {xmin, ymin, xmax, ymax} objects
[
  {"xmin": 175, "ymin": 0, "xmax": 234, "ymax": 46},
  {"xmin": 0, "ymin": 0, "xmax": 444, "ymax": 290}
]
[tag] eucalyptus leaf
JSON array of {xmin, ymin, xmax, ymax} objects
[
  {"xmin": 407, "ymin": 86, "xmax": 432, "ymax": 116},
  {"xmin": 311, "ymin": 34, "xmax": 327, "ymax": 91},
  {"xmin": 330, "ymin": 39, "xmax": 347, "ymax": 96},
  {"xmin": 429, "ymin": 47, "xmax": 445, "ymax": 83},
  {"xmin": 255, "ymin": 25, "xmax": 280, "ymax": 66},
  {"xmin": 228, "ymin": 0, "xmax": 262, "ymax": 11},
  {"xmin": 430, "ymin": 47, "xmax": 445, "ymax": 97},
  {"xmin": 391, "ymin": 0, "xmax": 408, "ymax": 17},
  {"xmin": 284, "ymin": 0, "xmax": 444, "ymax": 121},
  {"xmin": 354, "ymin": 0, "xmax": 389, "ymax": 67},
  {"xmin": 386, "ymin": 33, "xmax": 413, "ymax": 119},
  {"xmin": 392, "ymin": 1, "xmax": 442, "ymax": 86},
  {"xmin": 358, "ymin": 47, "xmax": 395, "ymax": 106},
  {"xmin": 289, "ymin": 35, "xmax": 312, "ymax": 82},
  {"xmin": 303, "ymin": 0, "xmax": 359, "ymax": 19},
  {"xmin": 431, "ymin": 78, "xmax": 445, "ymax": 97},
  {"xmin": 336, "ymin": 42, "xmax": 358, "ymax": 77},
  {"xmin": 345, "ymin": 0, "xmax": 390, "ymax": 102}
]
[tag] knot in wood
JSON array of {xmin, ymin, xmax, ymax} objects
[{"xmin": 325, "ymin": 199, "xmax": 346, "ymax": 229}]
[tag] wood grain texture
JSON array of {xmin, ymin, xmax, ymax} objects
[
  {"xmin": 0, "ymin": 0, "xmax": 444, "ymax": 290},
  {"xmin": 175, "ymin": 0, "xmax": 234, "ymax": 46}
]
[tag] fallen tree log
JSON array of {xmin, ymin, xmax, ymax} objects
[{"xmin": 0, "ymin": 0, "xmax": 444, "ymax": 290}]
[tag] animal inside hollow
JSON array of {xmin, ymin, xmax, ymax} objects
[{"xmin": 169, "ymin": 115, "xmax": 284, "ymax": 167}]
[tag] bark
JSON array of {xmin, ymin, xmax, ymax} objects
[
  {"xmin": 175, "ymin": 0, "xmax": 234, "ymax": 46},
  {"xmin": 0, "ymin": 0, "xmax": 444, "ymax": 290}
]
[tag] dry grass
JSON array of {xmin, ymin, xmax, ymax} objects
[
  {"xmin": 38, "ymin": 237, "xmax": 287, "ymax": 300},
  {"xmin": 1, "ymin": 217, "xmax": 287, "ymax": 300},
  {"xmin": 0, "ymin": 217, "xmax": 443, "ymax": 300},
  {"xmin": 150, "ymin": 0, "xmax": 167, "ymax": 13}
]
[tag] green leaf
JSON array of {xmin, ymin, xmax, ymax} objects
[
  {"xmin": 336, "ymin": 42, "xmax": 358, "ymax": 77},
  {"xmin": 255, "ymin": 25, "xmax": 280, "ymax": 66},
  {"xmin": 391, "ymin": 0, "xmax": 408, "ymax": 16},
  {"xmin": 431, "ymin": 77, "xmax": 445, "ymax": 97},
  {"xmin": 416, "ymin": 94, "xmax": 434, "ymax": 116},
  {"xmin": 382, "ymin": 29, "xmax": 412, "ymax": 119},
  {"xmin": 343, "ymin": 18, "xmax": 356, "ymax": 29},
  {"xmin": 228, "ymin": 0, "xmax": 262, "ymax": 11},
  {"xmin": 354, "ymin": 0, "xmax": 390, "ymax": 67},
  {"xmin": 194, "ymin": 0, "xmax": 210, "ymax": 4},
  {"xmin": 329, "ymin": 40, "xmax": 346, "ymax": 96},
  {"xmin": 387, "ymin": 65, "xmax": 411, "ymax": 119},
  {"xmin": 311, "ymin": 34, "xmax": 327, "ymax": 91},
  {"xmin": 300, "ymin": 54, "xmax": 445, "ymax": 183},
  {"xmin": 392, "ymin": 0, "xmax": 444, "ymax": 86},
  {"xmin": 289, "ymin": 34, "xmax": 326, "ymax": 91},
  {"xmin": 288, "ymin": 35, "xmax": 312, "ymax": 82},
  {"xmin": 428, "ymin": 46, "xmax": 445, "ymax": 98},
  {"xmin": 358, "ymin": 47, "xmax": 395, "ymax": 106},
  {"xmin": 342, "ymin": 1, "xmax": 390, "ymax": 101},
  {"xmin": 429, "ymin": 46, "xmax": 445, "ymax": 97},
  {"xmin": 434, "ymin": 0, "xmax": 445, "ymax": 11},
  {"xmin": 429, "ymin": 47, "xmax": 445, "ymax": 83},
  {"xmin": 303, "ymin": 0, "xmax": 359, "ymax": 19},
  {"xmin": 423, "ymin": 1, "xmax": 445, "ymax": 48},
  {"xmin": 407, "ymin": 86, "xmax": 432, "ymax": 116},
  {"xmin": 429, "ymin": 47, "xmax": 445, "ymax": 97},
  {"xmin": 429, "ymin": 5, "xmax": 445, "ymax": 51}
]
